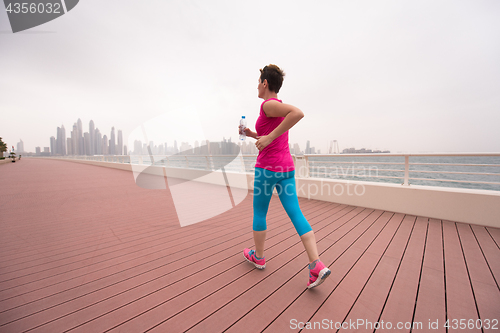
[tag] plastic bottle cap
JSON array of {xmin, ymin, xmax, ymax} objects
[{"xmin": 242, "ymin": 116, "xmax": 245, "ymax": 119}]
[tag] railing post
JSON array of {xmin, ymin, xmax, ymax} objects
[
  {"xmin": 403, "ymin": 155, "xmax": 409, "ymax": 186},
  {"xmin": 305, "ymin": 155, "xmax": 310, "ymax": 178},
  {"xmin": 240, "ymin": 154, "xmax": 246, "ymax": 173}
]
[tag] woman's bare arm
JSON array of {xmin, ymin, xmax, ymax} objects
[
  {"xmin": 254, "ymin": 101, "xmax": 304, "ymax": 151},
  {"xmin": 263, "ymin": 100, "xmax": 304, "ymax": 141}
]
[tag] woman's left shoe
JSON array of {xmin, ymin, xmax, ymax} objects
[
  {"xmin": 307, "ymin": 260, "xmax": 331, "ymax": 289},
  {"xmin": 243, "ymin": 248, "xmax": 266, "ymax": 269}
]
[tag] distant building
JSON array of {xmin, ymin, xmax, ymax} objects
[
  {"xmin": 180, "ymin": 142, "xmax": 193, "ymax": 154},
  {"xmin": 66, "ymin": 138, "xmax": 72, "ymax": 155},
  {"xmin": 71, "ymin": 123, "xmax": 78, "ymax": 155},
  {"xmin": 89, "ymin": 120, "xmax": 95, "ymax": 155},
  {"xmin": 117, "ymin": 130, "xmax": 123, "ymax": 155},
  {"xmin": 17, "ymin": 139, "xmax": 24, "ymax": 154},
  {"xmin": 36, "ymin": 147, "xmax": 41, "ymax": 155},
  {"xmin": 56, "ymin": 125, "xmax": 66, "ymax": 155},
  {"xmin": 133, "ymin": 140, "xmax": 142, "ymax": 155},
  {"xmin": 342, "ymin": 147, "xmax": 390, "ymax": 154},
  {"xmin": 102, "ymin": 135, "xmax": 108, "ymax": 155},
  {"xmin": 77, "ymin": 118, "xmax": 83, "ymax": 155},
  {"xmin": 293, "ymin": 143, "xmax": 302, "ymax": 155},
  {"xmin": 109, "ymin": 127, "xmax": 116, "ymax": 155},
  {"xmin": 50, "ymin": 136, "xmax": 56, "ymax": 155},
  {"xmin": 95, "ymin": 128, "xmax": 102, "ymax": 155},
  {"xmin": 84, "ymin": 132, "xmax": 91, "ymax": 155}
]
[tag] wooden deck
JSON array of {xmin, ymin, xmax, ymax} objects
[{"xmin": 0, "ymin": 158, "xmax": 499, "ymax": 333}]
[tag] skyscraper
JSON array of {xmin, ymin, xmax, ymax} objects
[
  {"xmin": 102, "ymin": 135, "xmax": 108, "ymax": 155},
  {"xmin": 109, "ymin": 127, "xmax": 116, "ymax": 155},
  {"xmin": 89, "ymin": 120, "xmax": 95, "ymax": 155},
  {"xmin": 56, "ymin": 125, "xmax": 66, "ymax": 155},
  {"xmin": 72, "ymin": 123, "xmax": 78, "ymax": 155},
  {"xmin": 17, "ymin": 139, "xmax": 24, "ymax": 154},
  {"xmin": 77, "ymin": 118, "xmax": 83, "ymax": 155},
  {"xmin": 117, "ymin": 130, "xmax": 123, "ymax": 155},
  {"xmin": 66, "ymin": 137, "xmax": 72, "ymax": 155},
  {"xmin": 50, "ymin": 136, "xmax": 56, "ymax": 155},
  {"xmin": 84, "ymin": 132, "xmax": 91, "ymax": 155},
  {"xmin": 61, "ymin": 125, "xmax": 66, "ymax": 155},
  {"xmin": 134, "ymin": 140, "xmax": 142, "ymax": 155},
  {"xmin": 293, "ymin": 143, "xmax": 301, "ymax": 155},
  {"xmin": 95, "ymin": 128, "xmax": 102, "ymax": 155}
]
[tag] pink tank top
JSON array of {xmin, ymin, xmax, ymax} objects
[{"xmin": 254, "ymin": 98, "xmax": 295, "ymax": 172}]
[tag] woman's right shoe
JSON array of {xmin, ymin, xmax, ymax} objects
[
  {"xmin": 307, "ymin": 260, "xmax": 331, "ymax": 289},
  {"xmin": 243, "ymin": 248, "xmax": 266, "ymax": 269}
]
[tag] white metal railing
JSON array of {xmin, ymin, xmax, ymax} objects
[
  {"xmin": 34, "ymin": 153, "xmax": 500, "ymax": 190},
  {"xmin": 305, "ymin": 153, "xmax": 500, "ymax": 189}
]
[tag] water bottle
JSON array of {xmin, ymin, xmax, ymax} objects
[{"xmin": 239, "ymin": 116, "xmax": 247, "ymax": 140}]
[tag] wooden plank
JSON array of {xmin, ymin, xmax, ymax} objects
[
  {"xmin": 456, "ymin": 222, "xmax": 500, "ymax": 329},
  {"xmin": 336, "ymin": 214, "xmax": 414, "ymax": 332},
  {"xmin": 470, "ymin": 224, "xmax": 500, "ymax": 288},
  {"xmin": 485, "ymin": 227, "xmax": 500, "ymax": 249},
  {"xmin": 442, "ymin": 220, "xmax": 481, "ymax": 333},
  {"xmin": 412, "ymin": 219, "xmax": 446, "ymax": 332}
]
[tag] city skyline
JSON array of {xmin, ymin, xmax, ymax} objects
[
  {"xmin": 6, "ymin": 116, "xmax": 334, "ymax": 156},
  {"xmin": 3, "ymin": 124, "xmax": 393, "ymax": 157},
  {"xmin": 5, "ymin": 117, "xmax": 393, "ymax": 157}
]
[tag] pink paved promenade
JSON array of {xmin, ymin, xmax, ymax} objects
[{"xmin": 0, "ymin": 158, "xmax": 499, "ymax": 332}]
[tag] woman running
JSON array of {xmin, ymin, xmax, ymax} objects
[{"xmin": 241, "ymin": 64, "xmax": 331, "ymax": 289}]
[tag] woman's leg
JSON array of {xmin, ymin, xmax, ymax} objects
[
  {"xmin": 252, "ymin": 168, "xmax": 277, "ymax": 258},
  {"xmin": 300, "ymin": 231, "xmax": 319, "ymax": 263},
  {"xmin": 275, "ymin": 172, "xmax": 318, "ymax": 263},
  {"xmin": 253, "ymin": 230, "xmax": 267, "ymax": 259}
]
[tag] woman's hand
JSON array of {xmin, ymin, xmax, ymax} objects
[
  {"xmin": 255, "ymin": 135, "xmax": 273, "ymax": 151},
  {"xmin": 244, "ymin": 128, "xmax": 257, "ymax": 139},
  {"xmin": 238, "ymin": 126, "xmax": 258, "ymax": 139}
]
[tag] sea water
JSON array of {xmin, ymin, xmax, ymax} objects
[{"xmin": 137, "ymin": 154, "xmax": 500, "ymax": 192}]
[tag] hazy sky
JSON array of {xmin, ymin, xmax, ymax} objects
[{"xmin": 1, "ymin": 0, "xmax": 499, "ymax": 154}]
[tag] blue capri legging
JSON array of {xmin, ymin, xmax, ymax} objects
[{"xmin": 253, "ymin": 167, "xmax": 312, "ymax": 236}]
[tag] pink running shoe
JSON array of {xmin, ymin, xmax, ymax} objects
[
  {"xmin": 307, "ymin": 260, "xmax": 331, "ymax": 289},
  {"xmin": 243, "ymin": 248, "xmax": 266, "ymax": 269}
]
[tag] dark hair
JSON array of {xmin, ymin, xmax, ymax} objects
[{"xmin": 259, "ymin": 64, "xmax": 285, "ymax": 93}]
